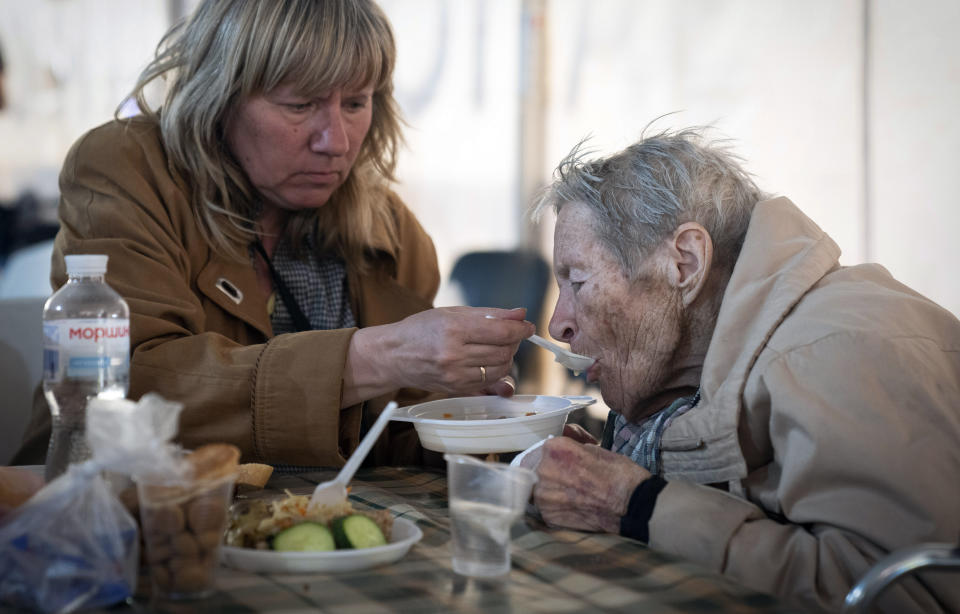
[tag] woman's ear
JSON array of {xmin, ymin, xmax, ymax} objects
[{"xmin": 664, "ymin": 222, "xmax": 713, "ymax": 307}]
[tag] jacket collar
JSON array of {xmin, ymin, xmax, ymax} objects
[{"xmin": 662, "ymin": 197, "xmax": 841, "ymax": 482}]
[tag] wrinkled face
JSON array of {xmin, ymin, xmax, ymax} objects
[
  {"xmin": 225, "ymin": 83, "xmax": 374, "ymax": 212},
  {"xmin": 548, "ymin": 203, "xmax": 685, "ymax": 421}
]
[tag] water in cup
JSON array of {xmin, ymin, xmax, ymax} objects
[
  {"xmin": 444, "ymin": 454, "xmax": 537, "ymax": 577},
  {"xmin": 449, "ymin": 499, "xmax": 522, "ymax": 576}
]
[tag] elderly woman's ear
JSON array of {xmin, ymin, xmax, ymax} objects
[{"xmin": 663, "ymin": 222, "xmax": 713, "ymax": 307}]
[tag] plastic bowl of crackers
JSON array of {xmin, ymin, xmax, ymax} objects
[{"xmin": 391, "ymin": 394, "xmax": 595, "ymax": 454}]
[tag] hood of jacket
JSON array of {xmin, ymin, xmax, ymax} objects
[{"xmin": 659, "ymin": 197, "xmax": 841, "ymax": 484}]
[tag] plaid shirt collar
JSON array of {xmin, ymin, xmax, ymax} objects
[{"xmin": 605, "ymin": 388, "xmax": 701, "ymax": 474}]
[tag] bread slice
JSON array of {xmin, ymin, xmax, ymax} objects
[
  {"xmin": 186, "ymin": 443, "xmax": 241, "ymax": 481},
  {"xmin": 236, "ymin": 463, "xmax": 273, "ymax": 490}
]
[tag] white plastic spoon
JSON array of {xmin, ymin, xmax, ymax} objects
[
  {"xmin": 526, "ymin": 334, "xmax": 595, "ymax": 374},
  {"xmin": 308, "ymin": 401, "xmax": 398, "ymax": 511}
]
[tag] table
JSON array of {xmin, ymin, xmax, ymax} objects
[
  {"xmin": 1, "ymin": 465, "xmax": 806, "ymax": 613},
  {"xmin": 132, "ymin": 466, "xmax": 804, "ymax": 614}
]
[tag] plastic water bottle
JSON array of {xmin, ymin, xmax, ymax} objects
[{"xmin": 42, "ymin": 254, "xmax": 130, "ymax": 481}]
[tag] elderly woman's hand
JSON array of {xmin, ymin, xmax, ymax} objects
[
  {"xmin": 533, "ymin": 437, "xmax": 650, "ymax": 534},
  {"xmin": 343, "ymin": 306, "xmax": 534, "ymax": 405},
  {"xmin": 561, "ymin": 423, "xmax": 598, "ymax": 444}
]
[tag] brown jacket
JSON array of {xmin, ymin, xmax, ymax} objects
[
  {"xmin": 648, "ymin": 198, "xmax": 960, "ymax": 613},
  {"xmin": 15, "ymin": 117, "xmax": 441, "ymax": 468}
]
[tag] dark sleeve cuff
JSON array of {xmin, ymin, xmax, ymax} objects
[
  {"xmin": 599, "ymin": 410, "xmax": 617, "ymax": 450},
  {"xmin": 619, "ymin": 476, "xmax": 668, "ymax": 543}
]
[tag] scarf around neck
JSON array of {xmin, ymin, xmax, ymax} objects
[{"xmin": 602, "ymin": 389, "xmax": 700, "ymax": 474}]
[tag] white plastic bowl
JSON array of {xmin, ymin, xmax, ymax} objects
[{"xmin": 391, "ymin": 395, "xmax": 595, "ymax": 454}]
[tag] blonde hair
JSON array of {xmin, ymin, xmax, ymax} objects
[{"xmin": 123, "ymin": 0, "xmax": 402, "ymax": 268}]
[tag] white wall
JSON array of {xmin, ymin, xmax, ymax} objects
[
  {"xmin": 544, "ymin": 1, "xmax": 864, "ymax": 257},
  {"xmin": 380, "ymin": 0, "xmax": 524, "ymax": 298},
  {"xmin": 0, "ymin": 0, "xmax": 169, "ymax": 204},
  {"xmin": 871, "ymin": 0, "xmax": 960, "ymax": 317}
]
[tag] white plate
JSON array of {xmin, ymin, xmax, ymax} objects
[
  {"xmin": 219, "ymin": 517, "xmax": 423, "ymax": 574},
  {"xmin": 391, "ymin": 395, "xmax": 595, "ymax": 454}
]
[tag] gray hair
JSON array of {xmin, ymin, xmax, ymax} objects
[
  {"xmin": 534, "ymin": 127, "xmax": 769, "ymax": 275},
  {"xmin": 123, "ymin": 0, "xmax": 403, "ymax": 268}
]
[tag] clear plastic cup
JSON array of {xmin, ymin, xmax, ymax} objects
[
  {"xmin": 444, "ymin": 454, "xmax": 537, "ymax": 577},
  {"xmin": 136, "ymin": 473, "xmax": 235, "ymax": 600}
]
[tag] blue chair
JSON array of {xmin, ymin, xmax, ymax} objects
[
  {"xmin": 0, "ymin": 239, "xmax": 55, "ymax": 299},
  {"xmin": 449, "ymin": 250, "xmax": 550, "ymax": 383}
]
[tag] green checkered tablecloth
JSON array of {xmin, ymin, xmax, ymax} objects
[{"xmin": 120, "ymin": 466, "xmax": 802, "ymax": 614}]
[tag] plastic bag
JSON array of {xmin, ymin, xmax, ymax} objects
[
  {"xmin": 0, "ymin": 462, "xmax": 138, "ymax": 613},
  {"xmin": 0, "ymin": 393, "xmax": 187, "ymax": 613}
]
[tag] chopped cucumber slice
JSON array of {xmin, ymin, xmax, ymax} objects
[
  {"xmin": 272, "ymin": 522, "xmax": 336, "ymax": 552},
  {"xmin": 331, "ymin": 515, "xmax": 387, "ymax": 549}
]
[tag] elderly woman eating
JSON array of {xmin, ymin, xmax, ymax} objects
[{"xmin": 525, "ymin": 127, "xmax": 960, "ymax": 613}]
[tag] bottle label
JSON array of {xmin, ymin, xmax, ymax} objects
[{"xmin": 43, "ymin": 318, "xmax": 130, "ymax": 382}]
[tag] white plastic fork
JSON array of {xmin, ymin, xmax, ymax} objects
[
  {"xmin": 308, "ymin": 401, "xmax": 398, "ymax": 511},
  {"xmin": 526, "ymin": 334, "xmax": 595, "ymax": 374}
]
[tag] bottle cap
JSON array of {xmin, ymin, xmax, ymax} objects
[{"xmin": 64, "ymin": 254, "xmax": 109, "ymax": 276}]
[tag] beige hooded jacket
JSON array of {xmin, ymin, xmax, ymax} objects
[{"xmin": 647, "ymin": 198, "xmax": 960, "ymax": 613}]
